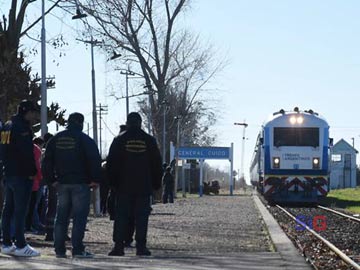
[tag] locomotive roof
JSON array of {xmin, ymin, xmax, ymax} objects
[{"xmin": 263, "ymin": 109, "xmax": 329, "ymax": 128}]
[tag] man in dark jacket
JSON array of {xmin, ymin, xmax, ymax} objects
[
  {"xmin": 162, "ymin": 167, "xmax": 174, "ymax": 203},
  {"xmin": 42, "ymin": 113, "xmax": 101, "ymax": 258},
  {"xmin": 107, "ymin": 112, "xmax": 162, "ymax": 256},
  {"xmin": 1, "ymin": 100, "xmax": 40, "ymax": 257}
]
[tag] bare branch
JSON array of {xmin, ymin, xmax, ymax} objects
[{"xmin": 20, "ymin": 0, "xmax": 62, "ymax": 38}]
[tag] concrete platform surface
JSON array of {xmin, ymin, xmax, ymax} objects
[
  {"xmin": 0, "ymin": 194, "xmax": 312, "ymax": 269},
  {"xmin": 0, "ymin": 253, "xmax": 307, "ymax": 270},
  {"xmin": 252, "ymin": 194, "xmax": 312, "ymax": 270}
]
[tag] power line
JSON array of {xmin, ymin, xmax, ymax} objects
[{"xmin": 101, "ymin": 118, "xmax": 117, "ymax": 137}]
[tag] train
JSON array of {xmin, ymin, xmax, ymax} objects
[{"xmin": 250, "ymin": 108, "xmax": 331, "ymax": 203}]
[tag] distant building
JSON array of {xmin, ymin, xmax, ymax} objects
[{"xmin": 330, "ymin": 139, "xmax": 358, "ymax": 189}]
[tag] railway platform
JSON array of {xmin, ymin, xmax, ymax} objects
[{"xmin": 0, "ymin": 192, "xmax": 312, "ymax": 270}]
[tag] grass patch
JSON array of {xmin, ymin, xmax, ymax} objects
[{"xmin": 321, "ymin": 187, "xmax": 360, "ymax": 214}]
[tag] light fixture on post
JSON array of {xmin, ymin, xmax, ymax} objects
[
  {"xmin": 72, "ymin": 0, "xmax": 87, "ymax": 20},
  {"xmin": 110, "ymin": 51, "xmax": 122, "ymax": 60}
]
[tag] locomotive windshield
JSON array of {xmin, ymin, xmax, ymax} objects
[{"xmin": 274, "ymin": 127, "xmax": 319, "ymax": 147}]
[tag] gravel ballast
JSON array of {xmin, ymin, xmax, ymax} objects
[{"xmin": 265, "ymin": 201, "xmax": 360, "ymax": 270}]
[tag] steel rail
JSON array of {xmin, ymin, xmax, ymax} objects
[
  {"xmin": 318, "ymin": 205, "xmax": 360, "ymax": 223},
  {"xmin": 276, "ymin": 205, "xmax": 360, "ymax": 270}
]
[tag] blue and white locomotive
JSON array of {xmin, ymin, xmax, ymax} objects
[{"xmin": 250, "ymin": 108, "xmax": 331, "ymax": 203}]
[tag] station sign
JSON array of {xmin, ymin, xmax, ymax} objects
[{"xmin": 177, "ymin": 147, "xmax": 231, "ymax": 160}]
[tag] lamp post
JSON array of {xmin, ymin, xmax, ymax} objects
[
  {"xmin": 90, "ymin": 38, "xmax": 98, "ymax": 146},
  {"xmin": 40, "ymin": 0, "xmax": 47, "ymax": 137},
  {"xmin": 72, "ymin": 38, "xmax": 99, "ymax": 146},
  {"xmin": 234, "ymin": 122, "xmax": 248, "ymax": 183},
  {"xmin": 174, "ymin": 116, "xmax": 182, "ymax": 197},
  {"xmin": 72, "ymin": 4, "xmax": 98, "ymax": 145},
  {"xmin": 72, "ymin": 4, "xmax": 103, "ymax": 216}
]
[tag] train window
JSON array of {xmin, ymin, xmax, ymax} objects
[{"xmin": 274, "ymin": 128, "xmax": 319, "ymax": 147}]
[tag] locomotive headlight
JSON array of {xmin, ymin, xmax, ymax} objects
[
  {"xmin": 296, "ymin": 116, "xmax": 304, "ymax": 124},
  {"xmin": 290, "ymin": 116, "xmax": 297, "ymax": 125},
  {"xmin": 273, "ymin": 157, "xmax": 280, "ymax": 169},
  {"xmin": 313, "ymin": 157, "xmax": 320, "ymax": 169}
]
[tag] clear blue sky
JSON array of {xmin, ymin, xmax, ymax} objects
[{"xmin": 3, "ymin": 0, "xmax": 360, "ymax": 181}]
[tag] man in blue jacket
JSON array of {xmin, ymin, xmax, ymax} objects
[
  {"xmin": 42, "ymin": 113, "xmax": 101, "ymax": 258},
  {"xmin": 1, "ymin": 100, "xmax": 40, "ymax": 257}
]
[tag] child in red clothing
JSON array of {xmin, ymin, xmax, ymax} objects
[{"xmin": 25, "ymin": 141, "xmax": 43, "ymax": 232}]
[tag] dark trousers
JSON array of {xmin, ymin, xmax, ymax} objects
[
  {"xmin": 54, "ymin": 184, "xmax": 90, "ymax": 255},
  {"xmin": 162, "ymin": 189, "xmax": 174, "ymax": 204},
  {"xmin": 45, "ymin": 185, "xmax": 57, "ymax": 237},
  {"xmin": 113, "ymin": 194, "xmax": 151, "ymax": 249},
  {"xmin": 25, "ymin": 191, "xmax": 38, "ymax": 230},
  {"xmin": 0, "ymin": 176, "xmax": 4, "ymax": 238},
  {"xmin": 36, "ymin": 186, "xmax": 47, "ymax": 226},
  {"xmin": 100, "ymin": 182, "xmax": 109, "ymax": 215},
  {"xmin": 125, "ymin": 213, "xmax": 135, "ymax": 245},
  {"xmin": 1, "ymin": 176, "xmax": 32, "ymax": 248}
]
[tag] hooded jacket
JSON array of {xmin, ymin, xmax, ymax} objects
[
  {"xmin": 2, "ymin": 115, "xmax": 37, "ymax": 177},
  {"xmin": 106, "ymin": 126, "xmax": 162, "ymax": 195},
  {"xmin": 42, "ymin": 123, "xmax": 101, "ymax": 185}
]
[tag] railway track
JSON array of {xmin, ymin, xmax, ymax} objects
[
  {"xmin": 317, "ymin": 205, "xmax": 360, "ymax": 223},
  {"xmin": 276, "ymin": 205, "xmax": 360, "ymax": 270}
]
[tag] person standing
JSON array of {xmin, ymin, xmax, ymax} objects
[
  {"xmin": 107, "ymin": 112, "xmax": 162, "ymax": 256},
  {"xmin": 1, "ymin": 100, "xmax": 40, "ymax": 257},
  {"xmin": 42, "ymin": 113, "xmax": 101, "ymax": 258},
  {"xmin": 25, "ymin": 140, "xmax": 43, "ymax": 232},
  {"xmin": 162, "ymin": 167, "xmax": 175, "ymax": 204},
  {"xmin": 42, "ymin": 133, "xmax": 57, "ymax": 241}
]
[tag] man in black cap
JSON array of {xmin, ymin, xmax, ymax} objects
[
  {"xmin": 1, "ymin": 100, "xmax": 40, "ymax": 257},
  {"xmin": 107, "ymin": 112, "xmax": 162, "ymax": 256},
  {"xmin": 42, "ymin": 112, "xmax": 101, "ymax": 258}
]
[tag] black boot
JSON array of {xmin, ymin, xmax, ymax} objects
[
  {"xmin": 44, "ymin": 229, "xmax": 54, "ymax": 241},
  {"xmin": 108, "ymin": 243, "xmax": 125, "ymax": 256},
  {"xmin": 136, "ymin": 246, "xmax": 151, "ymax": 256}
]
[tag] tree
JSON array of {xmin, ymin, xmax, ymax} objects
[
  {"xmin": 78, "ymin": 0, "xmax": 223, "ymax": 158},
  {"xmin": 0, "ymin": 0, "xmax": 65, "ymax": 126}
]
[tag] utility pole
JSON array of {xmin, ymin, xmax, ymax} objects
[
  {"xmin": 90, "ymin": 39, "xmax": 98, "ymax": 146},
  {"xmin": 96, "ymin": 103, "xmax": 108, "ymax": 157},
  {"xmin": 161, "ymin": 100, "xmax": 169, "ymax": 163},
  {"xmin": 120, "ymin": 70, "xmax": 135, "ymax": 116},
  {"xmin": 234, "ymin": 122, "xmax": 248, "ymax": 183},
  {"xmin": 75, "ymin": 38, "xmax": 102, "ymax": 146},
  {"xmin": 40, "ymin": 0, "xmax": 47, "ymax": 137},
  {"xmin": 145, "ymin": 84, "xmax": 153, "ymax": 135}
]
